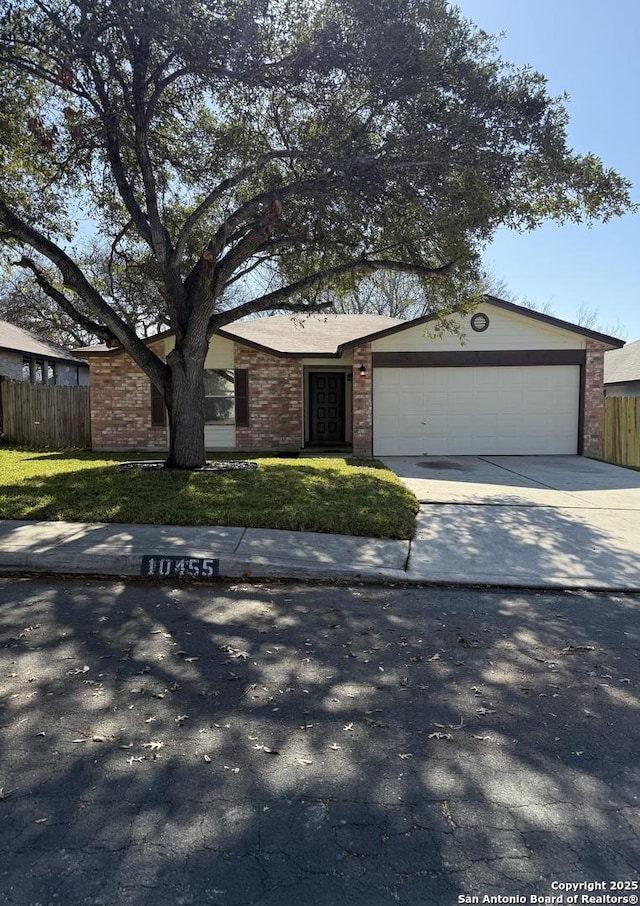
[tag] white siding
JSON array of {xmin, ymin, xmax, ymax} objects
[
  {"xmin": 154, "ymin": 334, "xmax": 236, "ymax": 367},
  {"xmin": 205, "ymin": 425, "xmax": 236, "ymax": 450},
  {"xmin": 373, "ymin": 365, "xmax": 580, "ymax": 456},
  {"xmin": 205, "ymin": 335, "xmax": 235, "ymax": 368},
  {"xmin": 372, "ymin": 305, "xmax": 586, "ymax": 353}
]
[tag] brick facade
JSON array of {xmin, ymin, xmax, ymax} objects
[
  {"xmin": 85, "ymin": 333, "xmax": 611, "ymax": 459},
  {"xmin": 234, "ymin": 344, "xmax": 303, "ymax": 451},
  {"xmin": 582, "ymin": 340, "xmax": 607, "ymax": 458},
  {"xmin": 352, "ymin": 343, "xmax": 372, "ymax": 456},
  {"xmin": 89, "ymin": 343, "xmax": 168, "ymax": 451}
]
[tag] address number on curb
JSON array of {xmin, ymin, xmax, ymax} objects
[{"xmin": 141, "ymin": 555, "xmax": 220, "ymax": 579}]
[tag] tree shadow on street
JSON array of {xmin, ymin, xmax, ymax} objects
[{"xmin": 0, "ymin": 577, "xmax": 638, "ymax": 905}]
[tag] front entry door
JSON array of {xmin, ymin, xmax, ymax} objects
[{"xmin": 309, "ymin": 372, "xmax": 346, "ymax": 444}]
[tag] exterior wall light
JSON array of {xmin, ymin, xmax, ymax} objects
[{"xmin": 358, "ymin": 363, "xmax": 367, "ymax": 376}]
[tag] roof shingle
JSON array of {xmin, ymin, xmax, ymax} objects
[
  {"xmin": 220, "ymin": 313, "xmax": 404, "ymax": 355},
  {"xmin": 0, "ymin": 320, "xmax": 88, "ymax": 364},
  {"xmin": 605, "ymin": 338, "xmax": 640, "ymax": 385}
]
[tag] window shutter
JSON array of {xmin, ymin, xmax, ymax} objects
[
  {"xmin": 150, "ymin": 381, "xmax": 166, "ymax": 427},
  {"xmin": 234, "ymin": 368, "xmax": 249, "ymax": 426}
]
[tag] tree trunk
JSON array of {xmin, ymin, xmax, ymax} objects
[{"xmin": 164, "ymin": 341, "xmax": 208, "ymax": 469}]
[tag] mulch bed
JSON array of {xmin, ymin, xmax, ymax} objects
[{"xmin": 116, "ymin": 460, "xmax": 259, "ymax": 473}]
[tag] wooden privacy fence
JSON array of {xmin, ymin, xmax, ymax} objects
[
  {"xmin": 603, "ymin": 396, "xmax": 640, "ymax": 469},
  {"xmin": 0, "ymin": 379, "xmax": 91, "ymax": 449}
]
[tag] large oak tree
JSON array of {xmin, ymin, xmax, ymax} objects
[{"xmin": 0, "ymin": 0, "xmax": 633, "ymax": 467}]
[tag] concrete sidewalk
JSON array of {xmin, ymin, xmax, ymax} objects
[
  {"xmin": 0, "ymin": 519, "xmax": 410, "ymax": 584},
  {"xmin": 1, "ymin": 510, "xmax": 640, "ymax": 589}
]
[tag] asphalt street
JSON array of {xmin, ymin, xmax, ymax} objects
[{"xmin": 0, "ymin": 577, "xmax": 639, "ymax": 905}]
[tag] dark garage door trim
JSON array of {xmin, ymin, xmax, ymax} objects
[{"xmin": 372, "ymin": 349, "xmax": 586, "ymax": 368}]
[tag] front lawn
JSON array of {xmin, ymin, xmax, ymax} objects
[{"xmin": 0, "ymin": 449, "xmax": 418, "ymax": 539}]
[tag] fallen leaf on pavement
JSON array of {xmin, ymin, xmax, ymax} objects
[{"xmin": 434, "ymin": 718, "xmax": 464, "ymax": 730}]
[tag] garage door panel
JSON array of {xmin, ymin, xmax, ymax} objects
[
  {"xmin": 499, "ymin": 391, "xmax": 527, "ymax": 414},
  {"xmin": 373, "ymin": 366, "xmax": 579, "ymax": 456}
]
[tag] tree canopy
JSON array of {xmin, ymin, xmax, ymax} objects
[{"xmin": 0, "ymin": 0, "xmax": 633, "ymax": 466}]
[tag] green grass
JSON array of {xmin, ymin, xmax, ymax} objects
[{"xmin": 0, "ymin": 448, "xmax": 419, "ymax": 539}]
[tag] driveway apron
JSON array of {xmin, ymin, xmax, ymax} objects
[{"xmin": 382, "ymin": 456, "xmax": 640, "ymax": 590}]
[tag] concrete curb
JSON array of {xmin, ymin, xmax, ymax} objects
[
  {"xmin": 0, "ymin": 520, "xmax": 411, "ymax": 586},
  {"xmin": 2, "ymin": 517, "xmax": 640, "ymax": 592}
]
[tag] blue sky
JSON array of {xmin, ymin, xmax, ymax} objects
[{"xmin": 452, "ymin": 0, "xmax": 640, "ymax": 341}]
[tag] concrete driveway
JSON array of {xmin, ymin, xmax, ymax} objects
[{"xmin": 382, "ymin": 456, "xmax": 640, "ymax": 589}]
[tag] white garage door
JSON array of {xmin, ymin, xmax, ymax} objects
[{"xmin": 373, "ymin": 366, "xmax": 580, "ymax": 456}]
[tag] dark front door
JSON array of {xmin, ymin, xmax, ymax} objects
[{"xmin": 309, "ymin": 372, "xmax": 346, "ymax": 444}]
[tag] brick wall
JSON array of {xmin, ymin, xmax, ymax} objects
[
  {"xmin": 87, "ymin": 336, "xmax": 610, "ymax": 458},
  {"xmin": 583, "ymin": 340, "xmax": 606, "ymax": 457},
  {"xmin": 234, "ymin": 344, "xmax": 303, "ymax": 450},
  {"xmin": 352, "ymin": 343, "xmax": 372, "ymax": 456},
  {"xmin": 89, "ymin": 343, "xmax": 168, "ymax": 451}
]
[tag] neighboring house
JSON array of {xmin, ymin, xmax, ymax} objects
[
  {"xmin": 604, "ymin": 339, "xmax": 640, "ymax": 397},
  {"xmin": 0, "ymin": 320, "xmax": 89, "ymax": 387},
  {"xmin": 79, "ymin": 296, "xmax": 623, "ymax": 458}
]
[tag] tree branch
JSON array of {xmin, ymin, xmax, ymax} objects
[
  {"xmin": 209, "ymin": 175, "xmax": 334, "ymax": 261},
  {"xmin": 0, "ymin": 200, "xmax": 167, "ymax": 384},
  {"xmin": 209, "ymin": 257, "xmax": 455, "ymax": 332},
  {"xmin": 144, "ymin": 61, "xmax": 191, "ymax": 123},
  {"xmin": 173, "ymin": 150, "xmax": 306, "ymax": 265},
  {"xmin": 224, "ymin": 233, "xmax": 310, "ymax": 287},
  {"xmin": 15, "ymin": 256, "xmax": 115, "ymax": 344},
  {"xmin": 130, "ymin": 39, "xmax": 172, "ymax": 264}
]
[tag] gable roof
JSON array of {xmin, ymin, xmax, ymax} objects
[
  {"xmin": 484, "ymin": 296, "xmax": 625, "ymax": 348},
  {"xmin": 332, "ymin": 295, "xmax": 625, "ymax": 351},
  {"xmin": 77, "ymin": 295, "xmax": 626, "ymax": 359},
  {"xmin": 605, "ymin": 338, "xmax": 640, "ymax": 385},
  {"xmin": 219, "ymin": 314, "xmax": 404, "ymax": 356},
  {"xmin": 221, "ymin": 296, "xmax": 625, "ymax": 355},
  {"xmin": 0, "ymin": 320, "xmax": 88, "ymax": 366}
]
